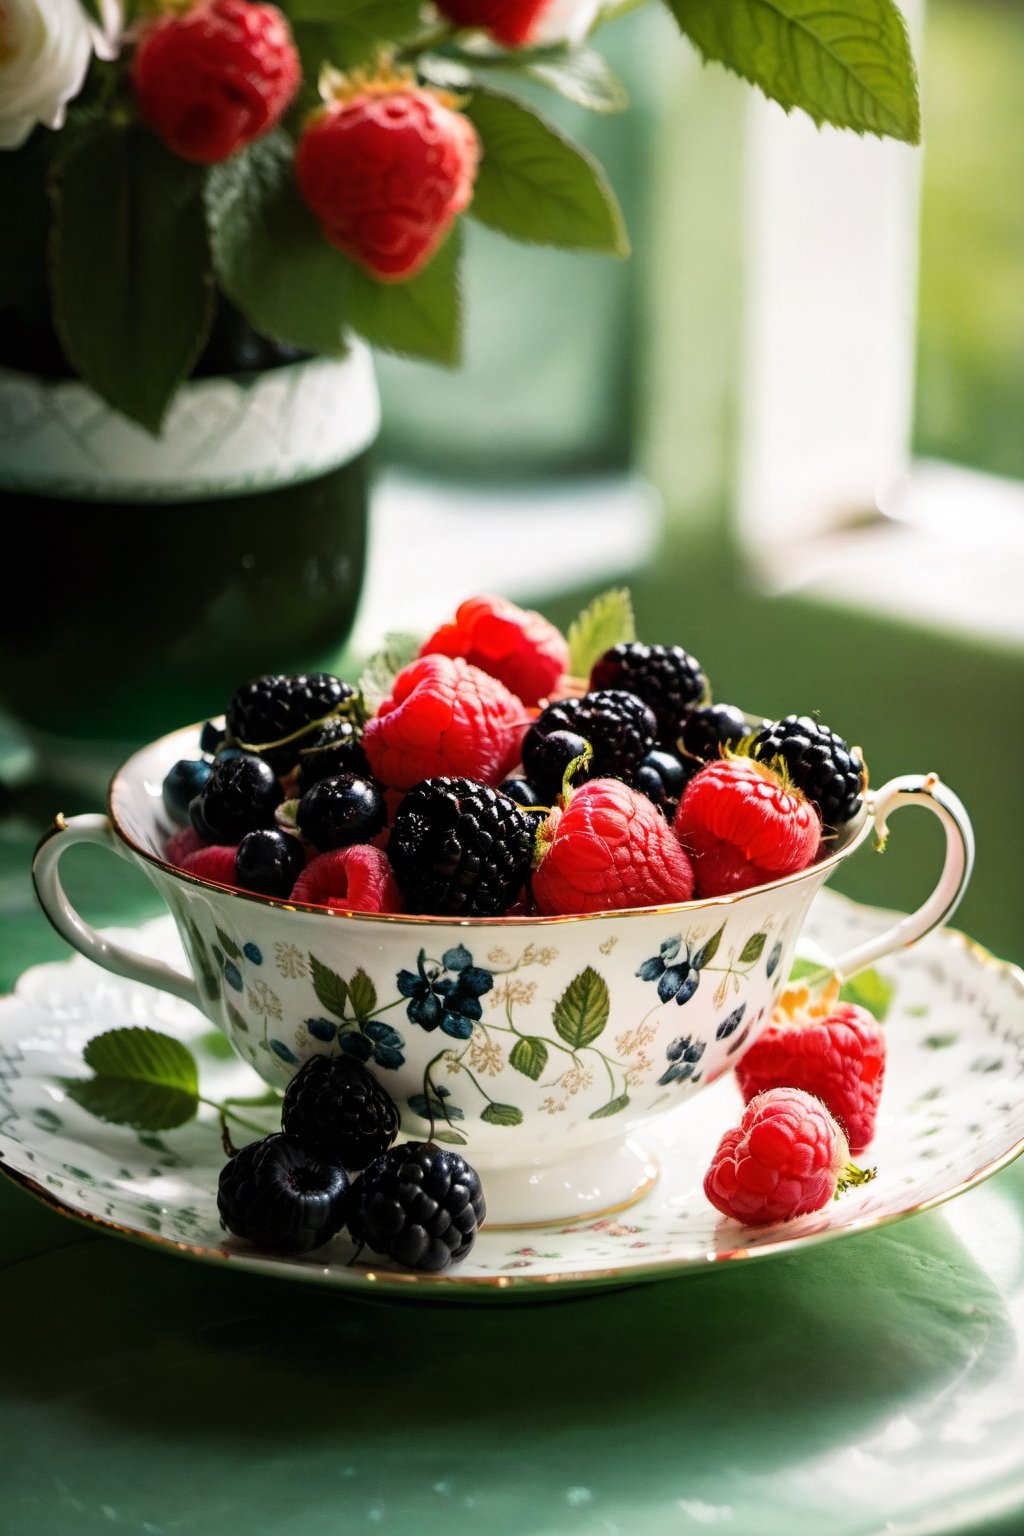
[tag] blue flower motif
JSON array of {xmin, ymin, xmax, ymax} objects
[
  {"xmin": 305, "ymin": 1016, "xmax": 337, "ymax": 1043},
  {"xmin": 397, "ymin": 949, "xmax": 493, "ymax": 1040},
  {"xmin": 338, "ymin": 1032, "xmax": 373, "ymax": 1063},
  {"xmin": 243, "ymin": 941, "xmax": 263, "ymax": 965},
  {"xmin": 716, "ymin": 1003, "xmax": 746, "ymax": 1040},
  {"xmin": 269, "ymin": 1038, "xmax": 299, "ymax": 1065},
  {"xmin": 658, "ymin": 1035, "xmax": 706, "ymax": 1086},
  {"xmin": 636, "ymin": 936, "xmax": 700, "ymax": 1005},
  {"xmin": 363, "ymin": 1020, "xmax": 405, "ymax": 1070},
  {"xmin": 223, "ymin": 960, "xmax": 243, "ymax": 992},
  {"xmin": 766, "ymin": 940, "xmax": 783, "ymax": 979}
]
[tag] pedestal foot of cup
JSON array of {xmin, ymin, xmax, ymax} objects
[{"xmin": 479, "ymin": 1138, "xmax": 659, "ymax": 1229}]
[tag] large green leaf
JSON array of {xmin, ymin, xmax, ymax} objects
[
  {"xmin": 465, "ymin": 88, "xmax": 629, "ymax": 255},
  {"xmin": 346, "ymin": 223, "xmax": 463, "ymax": 366},
  {"xmin": 64, "ymin": 1027, "xmax": 200, "ymax": 1132},
  {"xmin": 291, "ymin": 0, "xmax": 422, "ymax": 66},
  {"xmin": 524, "ymin": 49, "xmax": 631, "ymax": 115},
  {"xmin": 553, "ymin": 967, "xmax": 610, "ymax": 1050},
  {"xmin": 51, "ymin": 123, "xmax": 214, "ymax": 433},
  {"xmin": 206, "ymin": 131, "xmax": 351, "ymax": 354},
  {"xmin": 348, "ymin": 968, "xmax": 377, "ymax": 1022},
  {"xmin": 665, "ymin": 0, "xmax": 921, "ymax": 143}
]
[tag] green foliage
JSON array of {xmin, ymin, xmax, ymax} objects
[
  {"xmin": 64, "ymin": 1027, "xmax": 200, "ymax": 1132},
  {"xmin": 51, "ymin": 123, "xmax": 214, "ymax": 434},
  {"xmin": 346, "ymin": 224, "xmax": 463, "ymax": 366},
  {"xmin": 358, "ymin": 632, "xmax": 423, "ymax": 714},
  {"xmin": 523, "ymin": 49, "xmax": 631, "ymax": 114},
  {"xmin": 665, "ymin": 0, "xmax": 921, "ymax": 143},
  {"xmin": 481, "ymin": 1101, "xmax": 524, "ymax": 1126},
  {"xmin": 590, "ymin": 1093, "xmax": 630, "ymax": 1119},
  {"xmin": 553, "ymin": 967, "xmax": 611, "ymax": 1050},
  {"xmin": 566, "ymin": 588, "xmax": 636, "ymax": 677},
  {"xmin": 738, "ymin": 931, "xmax": 767, "ymax": 964},
  {"xmin": 509, "ymin": 1037, "xmax": 549, "ymax": 1080},
  {"xmin": 310, "ymin": 954, "xmax": 350, "ymax": 1018}
]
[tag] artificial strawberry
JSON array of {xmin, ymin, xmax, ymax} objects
[
  {"xmin": 704, "ymin": 1086, "xmax": 873, "ymax": 1226},
  {"xmin": 735, "ymin": 994, "xmax": 886, "ymax": 1155},
  {"xmin": 295, "ymin": 71, "xmax": 480, "ymax": 283},
  {"xmin": 433, "ymin": 0, "xmax": 554, "ymax": 47},
  {"xmin": 132, "ymin": 0, "xmax": 300, "ymax": 164},
  {"xmin": 674, "ymin": 757, "xmax": 821, "ymax": 898},
  {"xmin": 532, "ymin": 776, "xmax": 694, "ymax": 916},
  {"xmin": 420, "ymin": 594, "xmax": 569, "ymax": 707}
]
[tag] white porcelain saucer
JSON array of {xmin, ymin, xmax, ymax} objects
[{"xmin": 2, "ymin": 890, "xmax": 1023, "ymax": 1300}]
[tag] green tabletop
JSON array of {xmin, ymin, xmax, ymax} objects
[{"xmin": 3, "ymin": 784, "xmax": 1024, "ymax": 1536}]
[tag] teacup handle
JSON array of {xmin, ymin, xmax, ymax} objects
[
  {"xmin": 32, "ymin": 813, "xmax": 202, "ymax": 1010},
  {"xmin": 827, "ymin": 773, "xmax": 975, "ymax": 982}
]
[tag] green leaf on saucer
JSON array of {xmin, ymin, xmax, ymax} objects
[
  {"xmin": 64, "ymin": 1027, "xmax": 200, "ymax": 1132},
  {"xmin": 840, "ymin": 967, "xmax": 895, "ymax": 1022},
  {"xmin": 566, "ymin": 588, "xmax": 635, "ymax": 677},
  {"xmin": 465, "ymin": 87, "xmax": 629, "ymax": 255},
  {"xmin": 346, "ymin": 223, "xmax": 463, "ymax": 366},
  {"xmin": 348, "ymin": 968, "xmax": 377, "ymax": 1022},
  {"xmin": 309, "ymin": 954, "xmax": 349, "ymax": 1019},
  {"xmin": 206, "ymin": 130, "xmax": 351, "ymax": 354},
  {"xmin": 553, "ymin": 967, "xmax": 610, "ymax": 1050},
  {"xmin": 358, "ymin": 632, "xmax": 422, "ymax": 713},
  {"xmin": 589, "ymin": 1093, "xmax": 630, "ymax": 1120},
  {"xmin": 51, "ymin": 123, "xmax": 214, "ymax": 434},
  {"xmin": 664, "ymin": 0, "xmax": 921, "ymax": 143},
  {"xmin": 481, "ymin": 1102, "xmax": 524, "ymax": 1127},
  {"xmin": 523, "ymin": 49, "xmax": 631, "ymax": 114},
  {"xmin": 509, "ymin": 1037, "xmax": 549, "ymax": 1080}
]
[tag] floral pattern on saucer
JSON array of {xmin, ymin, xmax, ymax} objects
[{"xmin": 1, "ymin": 891, "xmax": 1022, "ymax": 1299}]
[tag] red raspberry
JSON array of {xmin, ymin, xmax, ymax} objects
[
  {"xmin": 165, "ymin": 826, "xmax": 205, "ymax": 868},
  {"xmin": 295, "ymin": 80, "xmax": 480, "ymax": 283},
  {"xmin": 674, "ymin": 757, "xmax": 821, "ymax": 898},
  {"xmin": 420, "ymin": 594, "xmax": 569, "ymax": 708},
  {"xmin": 704, "ymin": 1087, "xmax": 870, "ymax": 1226},
  {"xmin": 362, "ymin": 654, "xmax": 527, "ymax": 791},
  {"xmin": 180, "ymin": 845, "xmax": 238, "ymax": 887},
  {"xmin": 132, "ymin": 0, "xmax": 300, "ymax": 165},
  {"xmin": 433, "ymin": 0, "xmax": 554, "ymax": 49},
  {"xmin": 291, "ymin": 846, "xmax": 401, "ymax": 913},
  {"xmin": 736, "ymin": 1001, "xmax": 886, "ymax": 1155},
  {"xmin": 532, "ymin": 777, "xmax": 694, "ymax": 916}
]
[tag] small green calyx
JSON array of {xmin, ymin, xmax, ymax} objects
[{"xmin": 836, "ymin": 1162, "xmax": 876, "ymax": 1196}]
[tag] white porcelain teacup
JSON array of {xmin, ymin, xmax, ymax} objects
[{"xmin": 33, "ymin": 724, "xmax": 974, "ymax": 1224}]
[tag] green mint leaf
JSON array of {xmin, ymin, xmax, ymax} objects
[
  {"xmin": 346, "ymin": 222, "xmax": 462, "ymax": 366},
  {"xmin": 481, "ymin": 1101, "xmax": 524, "ymax": 1127},
  {"xmin": 465, "ymin": 87, "xmax": 629, "ymax": 255},
  {"xmin": 665, "ymin": 0, "xmax": 921, "ymax": 143},
  {"xmin": 840, "ymin": 967, "xmax": 894, "ymax": 1022},
  {"xmin": 553, "ymin": 967, "xmax": 610, "ymax": 1050},
  {"xmin": 309, "ymin": 954, "xmax": 350, "ymax": 1019},
  {"xmin": 524, "ymin": 49, "xmax": 631, "ymax": 115},
  {"xmin": 348, "ymin": 968, "xmax": 377, "ymax": 1022},
  {"xmin": 589, "ymin": 1093, "xmax": 630, "ymax": 1120},
  {"xmin": 51, "ymin": 124, "xmax": 214, "ymax": 434},
  {"xmin": 64, "ymin": 1027, "xmax": 200, "ymax": 1132},
  {"xmin": 566, "ymin": 587, "xmax": 635, "ymax": 677},
  {"xmin": 357, "ymin": 632, "xmax": 423, "ymax": 713},
  {"xmin": 509, "ymin": 1036, "xmax": 549, "ymax": 1081},
  {"xmin": 206, "ymin": 131, "xmax": 351, "ymax": 354}
]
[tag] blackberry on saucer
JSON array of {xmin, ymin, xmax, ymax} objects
[
  {"xmin": 297, "ymin": 717, "xmax": 372, "ymax": 794},
  {"xmin": 217, "ymin": 1133, "xmax": 350, "ymax": 1253},
  {"xmin": 388, "ymin": 777, "xmax": 533, "ymax": 917},
  {"xmin": 296, "ymin": 773, "xmax": 387, "ymax": 850},
  {"xmin": 226, "ymin": 673, "xmax": 357, "ymax": 775},
  {"xmin": 189, "ymin": 754, "xmax": 283, "ymax": 842},
  {"xmin": 589, "ymin": 642, "xmax": 708, "ymax": 745},
  {"xmin": 522, "ymin": 691, "xmax": 656, "ymax": 794},
  {"xmin": 749, "ymin": 714, "xmax": 865, "ymax": 828},
  {"xmin": 348, "ymin": 1141, "xmax": 485, "ymax": 1272},
  {"xmin": 235, "ymin": 828, "xmax": 305, "ymax": 898},
  {"xmin": 282, "ymin": 1055, "xmax": 399, "ymax": 1171},
  {"xmin": 678, "ymin": 703, "xmax": 751, "ymax": 771}
]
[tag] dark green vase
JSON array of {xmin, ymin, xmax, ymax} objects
[{"xmin": 0, "ymin": 340, "xmax": 378, "ymax": 785}]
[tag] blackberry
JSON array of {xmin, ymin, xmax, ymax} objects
[
  {"xmin": 635, "ymin": 749, "xmax": 687, "ymax": 821},
  {"xmin": 297, "ymin": 773, "xmax": 387, "ymax": 851},
  {"xmin": 522, "ymin": 690, "xmax": 657, "ymax": 794},
  {"xmin": 498, "ymin": 776, "xmax": 547, "ymax": 809},
  {"xmin": 235, "ymin": 828, "xmax": 305, "ymax": 898},
  {"xmin": 217, "ymin": 1133, "xmax": 350, "ymax": 1253},
  {"xmin": 226, "ymin": 673, "xmax": 357, "ymax": 774},
  {"xmin": 750, "ymin": 714, "xmax": 865, "ymax": 827},
  {"xmin": 189, "ymin": 753, "xmax": 283, "ymax": 842},
  {"xmin": 388, "ymin": 777, "xmax": 533, "ymax": 917},
  {"xmin": 296, "ymin": 717, "xmax": 371, "ymax": 795},
  {"xmin": 281, "ymin": 1055, "xmax": 399, "ymax": 1171},
  {"xmin": 590, "ymin": 642, "xmax": 708, "ymax": 745},
  {"xmin": 678, "ymin": 703, "xmax": 750, "ymax": 769},
  {"xmin": 162, "ymin": 758, "xmax": 212, "ymax": 826},
  {"xmin": 517, "ymin": 729, "xmax": 589, "ymax": 799},
  {"xmin": 348, "ymin": 1141, "xmax": 485, "ymax": 1272}
]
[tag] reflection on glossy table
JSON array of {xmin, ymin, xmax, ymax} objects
[{"xmin": 2, "ymin": 797, "xmax": 1024, "ymax": 1536}]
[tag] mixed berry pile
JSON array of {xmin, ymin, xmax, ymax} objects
[{"xmin": 160, "ymin": 592, "xmax": 868, "ymax": 919}]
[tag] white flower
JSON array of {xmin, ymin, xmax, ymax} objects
[
  {"xmin": 0, "ymin": 0, "xmax": 121, "ymax": 151},
  {"xmin": 531, "ymin": 0, "xmax": 604, "ymax": 47}
]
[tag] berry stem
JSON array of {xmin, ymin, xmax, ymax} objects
[
  {"xmin": 233, "ymin": 700, "xmax": 363, "ymax": 756},
  {"xmin": 200, "ymin": 1096, "xmax": 273, "ymax": 1138},
  {"xmin": 836, "ymin": 1162, "xmax": 877, "ymax": 1195}
]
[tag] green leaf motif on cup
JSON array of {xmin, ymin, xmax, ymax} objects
[
  {"xmin": 215, "ymin": 927, "xmax": 243, "ymax": 962},
  {"xmin": 553, "ymin": 967, "xmax": 610, "ymax": 1050},
  {"xmin": 63, "ymin": 1027, "xmax": 200, "ymax": 1132},
  {"xmin": 738, "ymin": 932, "xmax": 767, "ymax": 965},
  {"xmin": 691, "ymin": 925, "xmax": 724, "ymax": 971},
  {"xmin": 509, "ymin": 1036, "xmax": 549, "ymax": 1081},
  {"xmin": 348, "ymin": 968, "xmax": 378, "ymax": 1022},
  {"xmin": 481, "ymin": 1102, "xmax": 524, "ymax": 1127},
  {"xmin": 589, "ymin": 1093, "xmax": 631, "ymax": 1120},
  {"xmin": 309, "ymin": 954, "xmax": 349, "ymax": 1019}
]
